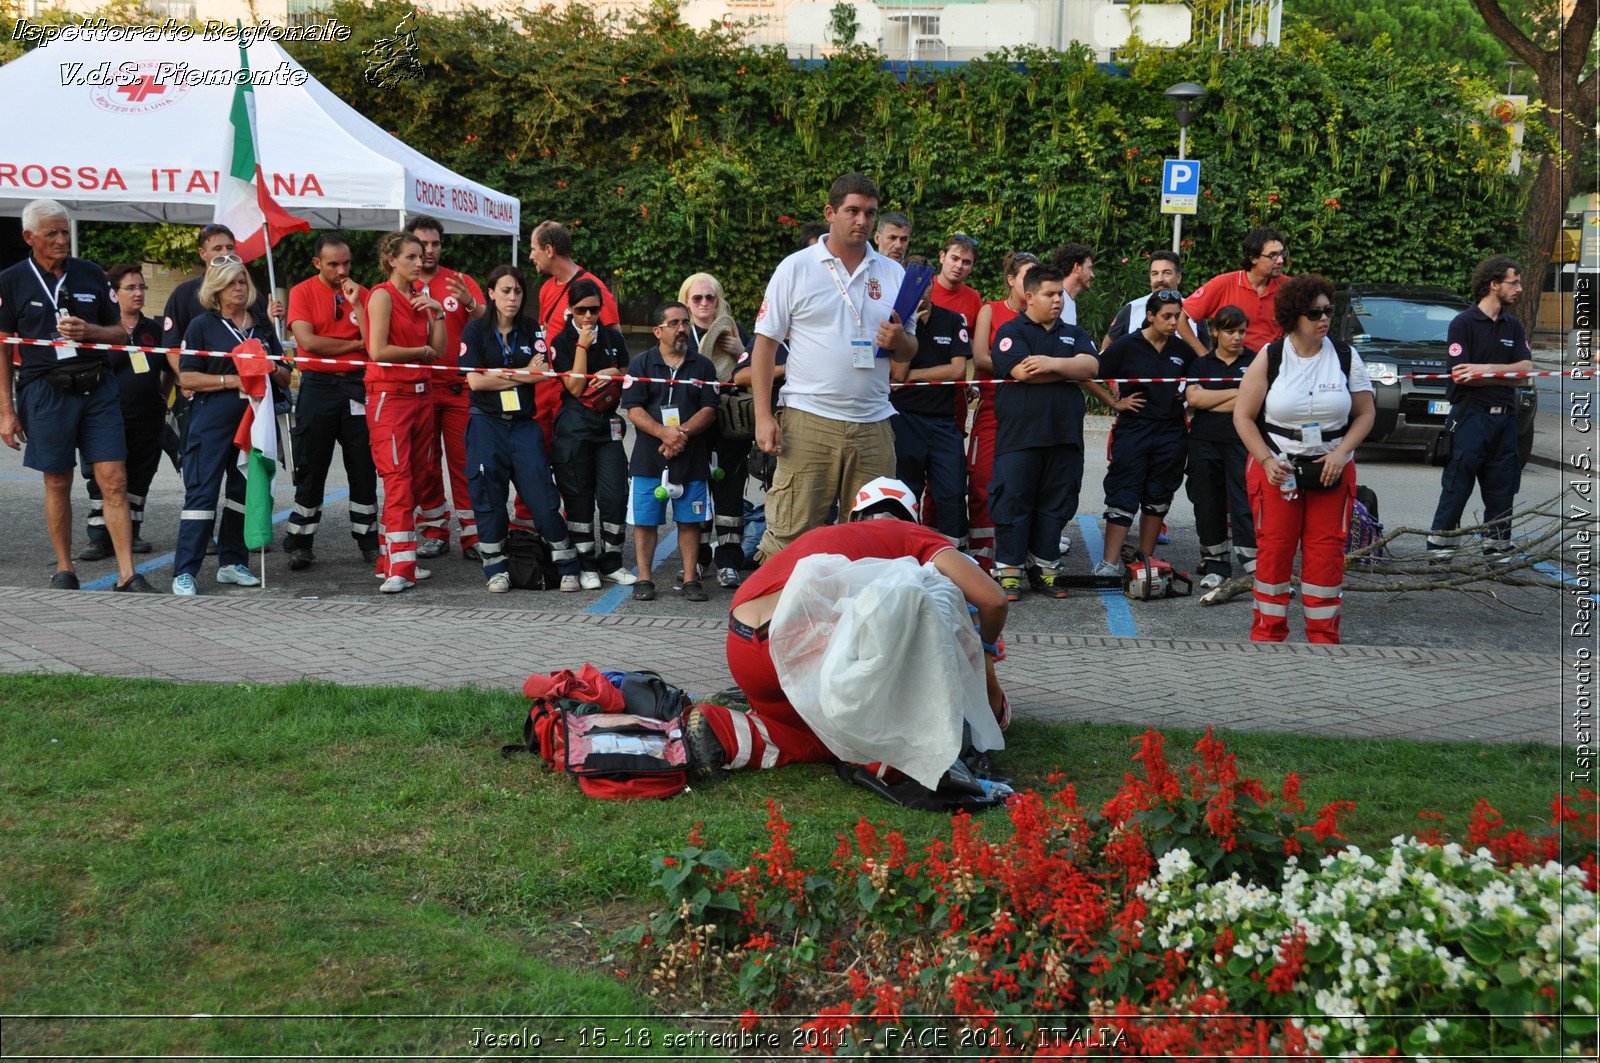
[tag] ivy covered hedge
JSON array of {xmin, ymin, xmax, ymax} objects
[{"xmin": 69, "ymin": 0, "xmax": 1524, "ymax": 333}]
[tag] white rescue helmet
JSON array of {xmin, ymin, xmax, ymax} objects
[{"xmin": 850, "ymin": 476, "xmax": 919, "ymax": 522}]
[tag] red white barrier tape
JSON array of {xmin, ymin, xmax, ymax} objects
[{"xmin": 4, "ymin": 336, "xmax": 1592, "ymax": 388}]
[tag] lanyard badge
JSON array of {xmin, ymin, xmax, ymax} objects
[{"xmin": 825, "ymin": 259, "xmax": 878, "ymax": 370}]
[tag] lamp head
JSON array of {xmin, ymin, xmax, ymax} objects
[{"xmin": 1164, "ymin": 81, "xmax": 1208, "ymax": 128}]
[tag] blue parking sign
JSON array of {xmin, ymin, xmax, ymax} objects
[{"xmin": 1160, "ymin": 158, "xmax": 1200, "ymax": 215}]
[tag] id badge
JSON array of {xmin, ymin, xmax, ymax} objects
[
  {"xmin": 1299, "ymin": 422, "xmax": 1323, "ymax": 447},
  {"xmin": 851, "ymin": 338, "xmax": 875, "ymax": 370},
  {"xmin": 56, "ymin": 344, "xmax": 77, "ymax": 361},
  {"xmin": 349, "ymin": 399, "xmax": 366, "ymax": 417},
  {"xmin": 500, "ymin": 389, "xmax": 522, "ymax": 413},
  {"xmin": 661, "ymin": 405, "xmax": 681, "ymax": 429},
  {"xmin": 610, "ymin": 418, "xmax": 624, "ymax": 442},
  {"xmin": 131, "ymin": 351, "xmax": 150, "ymax": 374}
]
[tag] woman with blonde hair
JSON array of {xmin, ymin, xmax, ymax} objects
[
  {"xmin": 364, "ymin": 230, "xmax": 447, "ymax": 593},
  {"xmin": 679, "ymin": 271, "xmax": 753, "ymax": 588},
  {"xmin": 171, "ymin": 257, "xmax": 290, "ymax": 595}
]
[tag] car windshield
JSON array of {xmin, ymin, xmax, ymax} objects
[{"xmin": 1348, "ymin": 297, "xmax": 1463, "ymax": 343}]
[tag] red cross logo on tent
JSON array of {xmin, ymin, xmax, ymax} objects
[
  {"xmin": 91, "ymin": 63, "xmax": 191, "ymax": 114},
  {"xmin": 116, "ymin": 76, "xmax": 166, "ymax": 104}
]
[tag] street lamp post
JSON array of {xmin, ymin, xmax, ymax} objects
[{"xmin": 1163, "ymin": 81, "xmax": 1207, "ymax": 254}]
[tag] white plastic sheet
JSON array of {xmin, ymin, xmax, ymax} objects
[{"xmin": 768, "ymin": 553, "xmax": 1004, "ymax": 790}]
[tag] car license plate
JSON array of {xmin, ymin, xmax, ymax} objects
[{"xmin": 1428, "ymin": 400, "xmax": 1451, "ymax": 415}]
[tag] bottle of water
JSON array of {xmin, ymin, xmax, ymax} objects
[{"xmin": 1280, "ymin": 462, "xmax": 1298, "ymax": 501}]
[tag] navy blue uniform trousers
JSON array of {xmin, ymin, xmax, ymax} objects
[{"xmin": 465, "ymin": 413, "xmax": 579, "ymax": 580}]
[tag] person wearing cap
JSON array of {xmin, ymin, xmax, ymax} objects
[{"xmin": 683, "ymin": 476, "xmax": 1010, "ymax": 775}]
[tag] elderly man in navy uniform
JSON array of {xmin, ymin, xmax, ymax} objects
[
  {"xmin": 0, "ymin": 199, "xmax": 155, "ymax": 592},
  {"xmin": 1426, "ymin": 255, "xmax": 1534, "ymax": 559}
]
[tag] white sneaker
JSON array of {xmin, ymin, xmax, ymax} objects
[
  {"xmin": 1199, "ymin": 572, "xmax": 1225, "ymax": 591},
  {"xmin": 602, "ymin": 567, "xmax": 638, "ymax": 586},
  {"xmin": 559, "ymin": 574, "xmax": 581, "ymax": 593},
  {"xmin": 579, "ymin": 570, "xmax": 602, "ymax": 590},
  {"xmin": 416, "ymin": 538, "xmax": 447, "ymax": 559},
  {"xmin": 216, "ymin": 564, "xmax": 260, "ymax": 587},
  {"xmin": 415, "ymin": 568, "xmax": 432, "ymax": 581},
  {"xmin": 487, "ymin": 572, "xmax": 511, "ymax": 593},
  {"xmin": 1058, "ymin": 533, "xmax": 1073, "ymax": 555},
  {"xmin": 378, "ymin": 575, "xmax": 414, "ymax": 594},
  {"xmin": 717, "ymin": 566, "xmax": 742, "ymax": 589},
  {"xmin": 1092, "ymin": 560, "xmax": 1122, "ymax": 578},
  {"xmin": 171, "ymin": 573, "xmax": 197, "ymax": 597}
]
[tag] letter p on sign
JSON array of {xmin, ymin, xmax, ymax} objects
[{"xmin": 1160, "ymin": 158, "xmax": 1200, "ymax": 215}]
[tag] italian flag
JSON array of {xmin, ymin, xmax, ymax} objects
[
  {"xmin": 215, "ymin": 37, "xmax": 308, "ymax": 262},
  {"xmin": 230, "ymin": 342, "xmax": 278, "ymax": 551}
]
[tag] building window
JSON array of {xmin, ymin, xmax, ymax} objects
[
  {"xmin": 286, "ymin": 0, "xmax": 326, "ymax": 30},
  {"xmin": 145, "ymin": 0, "xmax": 196, "ymax": 18}
]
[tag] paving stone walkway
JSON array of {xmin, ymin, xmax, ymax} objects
[{"xmin": 0, "ymin": 587, "xmax": 1561, "ymax": 746}]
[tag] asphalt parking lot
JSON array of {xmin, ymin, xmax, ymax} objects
[{"xmin": 1, "ymin": 400, "xmax": 1589, "ymax": 659}]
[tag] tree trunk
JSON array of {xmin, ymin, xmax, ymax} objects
[{"xmin": 1469, "ymin": 0, "xmax": 1598, "ymax": 335}]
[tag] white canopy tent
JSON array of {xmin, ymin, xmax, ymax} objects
[{"xmin": 0, "ymin": 33, "xmax": 521, "ymax": 257}]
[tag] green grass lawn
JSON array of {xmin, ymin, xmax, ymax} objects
[{"xmin": 0, "ymin": 674, "xmax": 1561, "ymax": 1056}]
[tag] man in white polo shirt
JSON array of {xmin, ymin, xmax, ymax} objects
[{"xmin": 749, "ymin": 172, "xmax": 919, "ymax": 562}]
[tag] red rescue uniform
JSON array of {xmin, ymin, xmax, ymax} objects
[
  {"xmin": 963, "ymin": 297, "xmax": 1019, "ymax": 571},
  {"xmin": 703, "ymin": 520, "xmax": 955, "ymax": 770},
  {"xmin": 364, "ymin": 281, "xmax": 434, "ymax": 582},
  {"xmin": 413, "ymin": 266, "xmax": 485, "ymax": 551}
]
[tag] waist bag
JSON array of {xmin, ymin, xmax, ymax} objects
[
  {"xmin": 578, "ymin": 376, "xmax": 622, "ymax": 414},
  {"xmin": 506, "ymin": 666, "xmax": 691, "ymax": 800},
  {"xmin": 45, "ymin": 361, "xmax": 108, "ymax": 395}
]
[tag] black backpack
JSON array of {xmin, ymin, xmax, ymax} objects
[{"xmin": 504, "ymin": 530, "xmax": 562, "ymax": 590}]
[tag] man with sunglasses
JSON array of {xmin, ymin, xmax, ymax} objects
[
  {"xmin": 1102, "ymin": 250, "xmax": 1206, "ymax": 352},
  {"xmin": 1180, "ymin": 227, "xmax": 1286, "ymax": 357},
  {"xmin": 405, "ymin": 214, "xmax": 487, "ymax": 562},
  {"xmin": 0, "ymin": 199, "xmax": 154, "ymax": 592},
  {"xmin": 282, "ymin": 233, "xmax": 379, "ymax": 569}
]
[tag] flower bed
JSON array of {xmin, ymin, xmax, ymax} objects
[{"xmin": 623, "ymin": 730, "xmax": 1598, "ymax": 1059}]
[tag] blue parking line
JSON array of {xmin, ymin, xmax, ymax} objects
[
  {"xmin": 585, "ymin": 533, "xmax": 681, "ymax": 614},
  {"xmin": 1075, "ymin": 514, "xmax": 1139, "ymax": 638},
  {"xmin": 81, "ymin": 488, "xmax": 349, "ymax": 591}
]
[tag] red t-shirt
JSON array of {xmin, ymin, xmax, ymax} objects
[
  {"xmin": 733, "ymin": 519, "xmax": 955, "ymax": 607},
  {"xmin": 979, "ymin": 298, "xmax": 1020, "ymax": 381},
  {"xmin": 287, "ymin": 276, "xmax": 366, "ymax": 371},
  {"xmin": 415, "ymin": 266, "xmax": 484, "ymax": 371},
  {"xmin": 537, "ymin": 269, "xmax": 620, "ymax": 337},
  {"xmin": 931, "ymin": 281, "xmax": 983, "ymax": 330},
  {"xmin": 1184, "ymin": 271, "xmax": 1283, "ymax": 353},
  {"xmin": 363, "ymin": 281, "xmax": 432, "ymax": 387}
]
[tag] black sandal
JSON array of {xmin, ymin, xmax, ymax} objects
[{"xmin": 632, "ymin": 580, "xmax": 656, "ymax": 602}]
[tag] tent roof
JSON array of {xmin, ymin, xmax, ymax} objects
[{"xmin": 0, "ymin": 34, "xmax": 520, "ymax": 237}]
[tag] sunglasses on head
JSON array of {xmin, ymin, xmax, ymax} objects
[
  {"xmin": 571, "ymin": 304, "xmax": 602, "ymax": 316},
  {"xmin": 1012, "ymin": 252, "xmax": 1039, "ymax": 264},
  {"xmin": 1153, "ymin": 289, "xmax": 1184, "ymax": 300},
  {"xmin": 210, "ymin": 253, "xmax": 243, "ymax": 267},
  {"xmin": 948, "ymin": 232, "xmax": 978, "ymax": 250},
  {"xmin": 1303, "ymin": 306, "xmax": 1332, "ymax": 321}
]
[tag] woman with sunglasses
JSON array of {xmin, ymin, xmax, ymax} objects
[
  {"xmin": 966, "ymin": 250, "xmax": 1038, "ymax": 572},
  {"xmin": 1086, "ymin": 289, "xmax": 1193, "ymax": 577},
  {"xmin": 460, "ymin": 264, "xmax": 582, "ymax": 593},
  {"xmin": 171, "ymin": 258, "xmax": 291, "ymax": 596},
  {"xmin": 1183, "ymin": 304, "xmax": 1258, "ymax": 591},
  {"xmin": 549, "ymin": 277, "xmax": 633, "ymax": 589},
  {"xmin": 1234, "ymin": 274, "xmax": 1375, "ymax": 643},
  {"xmin": 365, "ymin": 230, "xmax": 446, "ymax": 594},
  {"xmin": 679, "ymin": 272, "xmax": 752, "ymax": 590}
]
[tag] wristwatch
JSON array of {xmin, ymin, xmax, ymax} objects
[{"xmin": 432, "ymin": 311, "xmax": 446, "ymax": 321}]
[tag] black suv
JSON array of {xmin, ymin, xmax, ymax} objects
[{"xmin": 1332, "ymin": 284, "xmax": 1536, "ymax": 465}]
